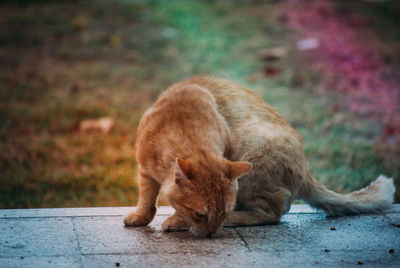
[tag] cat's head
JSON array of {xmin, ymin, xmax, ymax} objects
[{"xmin": 165, "ymin": 157, "xmax": 252, "ymax": 237}]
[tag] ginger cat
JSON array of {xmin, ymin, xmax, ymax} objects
[
  {"xmin": 124, "ymin": 83, "xmax": 252, "ymax": 237},
  {"xmin": 125, "ymin": 76, "xmax": 395, "ymax": 236}
]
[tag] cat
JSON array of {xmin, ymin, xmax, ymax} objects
[
  {"xmin": 124, "ymin": 76, "xmax": 395, "ymax": 235},
  {"xmin": 123, "ymin": 82, "xmax": 252, "ymax": 237}
]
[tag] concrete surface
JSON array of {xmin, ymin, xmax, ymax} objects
[{"xmin": 0, "ymin": 205, "xmax": 399, "ymax": 268}]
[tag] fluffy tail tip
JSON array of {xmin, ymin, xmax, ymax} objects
[{"xmin": 371, "ymin": 174, "xmax": 395, "ymax": 207}]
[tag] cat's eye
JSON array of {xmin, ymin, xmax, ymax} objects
[
  {"xmin": 195, "ymin": 211, "xmax": 208, "ymax": 220},
  {"xmin": 220, "ymin": 211, "xmax": 227, "ymax": 217}
]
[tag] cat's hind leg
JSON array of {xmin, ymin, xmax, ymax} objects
[
  {"xmin": 224, "ymin": 209, "xmax": 281, "ymax": 227},
  {"xmin": 224, "ymin": 188, "xmax": 289, "ymax": 227},
  {"xmin": 162, "ymin": 212, "xmax": 190, "ymax": 232},
  {"xmin": 124, "ymin": 170, "xmax": 160, "ymax": 226}
]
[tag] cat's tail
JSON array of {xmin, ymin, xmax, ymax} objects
[{"xmin": 299, "ymin": 172, "xmax": 395, "ymax": 216}]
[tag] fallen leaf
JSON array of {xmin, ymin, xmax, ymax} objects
[
  {"xmin": 110, "ymin": 35, "xmax": 121, "ymax": 47},
  {"xmin": 72, "ymin": 17, "xmax": 88, "ymax": 30},
  {"xmin": 259, "ymin": 47, "xmax": 287, "ymax": 61},
  {"xmin": 263, "ymin": 66, "xmax": 281, "ymax": 77},
  {"xmin": 79, "ymin": 117, "xmax": 114, "ymax": 134}
]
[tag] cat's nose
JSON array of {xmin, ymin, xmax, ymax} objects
[
  {"xmin": 207, "ymin": 225, "xmax": 220, "ymax": 235},
  {"xmin": 206, "ymin": 229, "xmax": 218, "ymax": 238}
]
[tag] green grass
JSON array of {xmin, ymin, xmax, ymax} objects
[
  {"xmin": 262, "ymin": 84, "xmax": 386, "ymax": 192},
  {"xmin": 0, "ymin": 0, "xmax": 397, "ymax": 208}
]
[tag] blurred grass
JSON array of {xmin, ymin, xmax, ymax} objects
[{"xmin": 0, "ymin": 0, "xmax": 397, "ymax": 208}]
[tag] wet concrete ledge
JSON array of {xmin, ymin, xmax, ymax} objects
[{"xmin": 0, "ymin": 205, "xmax": 399, "ymax": 268}]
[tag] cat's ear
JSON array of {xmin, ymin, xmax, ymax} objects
[
  {"xmin": 174, "ymin": 157, "xmax": 192, "ymax": 185},
  {"xmin": 228, "ymin": 161, "xmax": 252, "ymax": 181}
]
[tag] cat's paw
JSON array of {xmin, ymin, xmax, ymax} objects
[
  {"xmin": 162, "ymin": 215, "xmax": 190, "ymax": 232},
  {"xmin": 223, "ymin": 221, "xmax": 237, "ymax": 227},
  {"xmin": 124, "ymin": 212, "xmax": 152, "ymax": 226},
  {"xmin": 223, "ymin": 213, "xmax": 241, "ymax": 227}
]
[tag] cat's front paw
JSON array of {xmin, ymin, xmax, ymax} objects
[
  {"xmin": 124, "ymin": 212, "xmax": 153, "ymax": 226},
  {"xmin": 162, "ymin": 215, "xmax": 190, "ymax": 232}
]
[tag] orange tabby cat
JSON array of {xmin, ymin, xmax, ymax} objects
[
  {"xmin": 125, "ymin": 76, "xmax": 395, "ymax": 234},
  {"xmin": 124, "ymin": 83, "xmax": 252, "ymax": 237}
]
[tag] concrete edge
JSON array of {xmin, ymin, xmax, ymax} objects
[{"xmin": 0, "ymin": 204, "xmax": 398, "ymax": 219}]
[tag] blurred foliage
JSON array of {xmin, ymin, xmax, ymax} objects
[{"xmin": 0, "ymin": 0, "xmax": 398, "ymax": 208}]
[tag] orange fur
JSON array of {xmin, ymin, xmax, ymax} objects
[
  {"xmin": 125, "ymin": 76, "xmax": 395, "ymax": 235},
  {"xmin": 124, "ymin": 83, "xmax": 251, "ymax": 237}
]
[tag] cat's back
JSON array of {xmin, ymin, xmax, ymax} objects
[
  {"xmin": 170, "ymin": 76, "xmax": 303, "ymax": 159},
  {"xmin": 137, "ymin": 84, "xmax": 217, "ymax": 139},
  {"xmin": 136, "ymin": 84, "xmax": 227, "ymax": 170},
  {"xmin": 174, "ymin": 76, "xmax": 296, "ymax": 132}
]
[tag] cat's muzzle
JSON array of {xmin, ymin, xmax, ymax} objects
[{"xmin": 189, "ymin": 226, "xmax": 217, "ymax": 238}]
